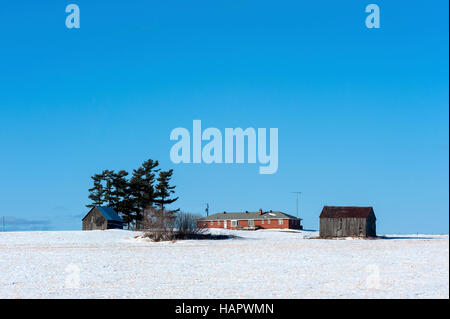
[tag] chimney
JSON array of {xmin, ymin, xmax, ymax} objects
[{"xmin": 258, "ymin": 208, "xmax": 263, "ymax": 215}]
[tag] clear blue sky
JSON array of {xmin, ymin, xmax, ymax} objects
[{"xmin": 0, "ymin": 1, "xmax": 448, "ymax": 233}]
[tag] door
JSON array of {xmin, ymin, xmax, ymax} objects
[{"xmin": 224, "ymin": 220, "xmax": 227, "ymax": 229}]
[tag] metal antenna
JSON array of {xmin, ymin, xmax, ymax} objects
[{"xmin": 291, "ymin": 192, "xmax": 301, "ymax": 218}]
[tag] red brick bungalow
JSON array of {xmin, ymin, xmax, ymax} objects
[{"xmin": 197, "ymin": 209, "xmax": 302, "ymax": 230}]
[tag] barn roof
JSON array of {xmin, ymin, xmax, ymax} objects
[
  {"xmin": 198, "ymin": 211, "xmax": 300, "ymax": 221},
  {"xmin": 97, "ymin": 206, "xmax": 123, "ymax": 222},
  {"xmin": 82, "ymin": 206, "xmax": 123, "ymax": 222},
  {"xmin": 319, "ymin": 206, "xmax": 375, "ymax": 219}
]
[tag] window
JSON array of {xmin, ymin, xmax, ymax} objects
[
  {"xmin": 217, "ymin": 220, "xmax": 221, "ymax": 226},
  {"xmin": 267, "ymin": 219, "xmax": 271, "ymax": 224},
  {"xmin": 261, "ymin": 219, "xmax": 265, "ymax": 224},
  {"xmin": 231, "ymin": 220, "xmax": 237, "ymax": 227},
  {"xmin": 278, "ymin": 219, "xmax": 283, "ymax": 225},
  {"xmin": 248, "ymin": 220, "xmax": 254, "ymax": 227}
]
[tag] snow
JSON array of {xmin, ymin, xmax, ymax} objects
[{"xmin": 0, "ymin": 229, "xmax": 448, "ymax": 298}]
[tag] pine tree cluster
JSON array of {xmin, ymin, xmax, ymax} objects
[{"xmin": 86, "ymin": 159, "xmax": 178, "ymax": 229}]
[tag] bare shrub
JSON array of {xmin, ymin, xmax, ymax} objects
[
  {"xmin": 174, "ymin": 212, "xmax": 204, "ymax": 238},
  {"xmin": 142, "ymin": 206, "xmax": 177, "ymax": 241},
  {"xmin": 141, "ymin": 209, "xmax": 231, "ymax": 242}
]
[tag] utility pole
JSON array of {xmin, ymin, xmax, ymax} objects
[{"xmin": 291, "ymin": 192, "xmax": 301, "ymax": 219}]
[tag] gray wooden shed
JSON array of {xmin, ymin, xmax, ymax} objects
[
  {"xmin": 82, "ymin": 206, "xmax": 123, "ymax": 231},
  {"xmin": 319, "ymin": 206, "xmax": 376, "ymax": 238}
]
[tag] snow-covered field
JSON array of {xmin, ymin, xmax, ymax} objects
[{"xmin": 0, "ymin": 229, "xmax": 448, "ymax": 298}]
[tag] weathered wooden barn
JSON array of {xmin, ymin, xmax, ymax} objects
[
  {"xmin": 319, "ymin": 206, "xmax": 376, "ymax": 238},
  {"xmin": 82, "ymin": 206, "xmax": 123, "ymax": 230}
]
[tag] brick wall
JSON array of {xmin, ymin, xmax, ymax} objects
[{"xmin": 197, "ymin": 218, "xmax": 302, "ymax": 230}]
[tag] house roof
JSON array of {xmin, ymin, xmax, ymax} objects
[
  {"xmin": 198, "ymin": 211, "xmax": 300, "ymax": 221},
  {"xmin": 82, "ymin": 206, "xmax": 123, "ymax": 222},
  {"xmin": 319, "ymin": 206, "xmax": 375, "ymax": 219}
]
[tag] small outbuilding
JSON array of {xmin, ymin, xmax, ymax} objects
[
  {"xmin": 319, "ymin": 206, "xmax": 376, "ymax": 238},
  {"xmin": 82, "ymin": 206, "xmax": 123, "ymax": 231}
]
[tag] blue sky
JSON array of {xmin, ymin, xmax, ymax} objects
[{"xmin": 0, "ymin": 1, "xmax": 448, "ymax": 233}]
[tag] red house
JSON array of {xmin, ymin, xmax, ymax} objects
[{"xmin": 197, "ymin": 209, "xmax": 302, "ymax": 230}]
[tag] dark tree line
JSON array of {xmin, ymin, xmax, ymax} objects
[{"xmin": 86, "ymin": 159, "xmax": 178, "ymax": 229}]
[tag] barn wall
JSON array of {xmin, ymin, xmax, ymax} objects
[
  {"xmin": 107, "ymin": 220, "xmax": 124, "ymax": 230},
  {"xmin": 366, "ymin": 215, "xmax": 376, "ymax": 237},
  {"xmin": 320, "ymin": 218, "xmax": 368, "ymax": 237},
  {"xmin": 82, "ymin": 209, "xmax": 107, "ymax": 230}
]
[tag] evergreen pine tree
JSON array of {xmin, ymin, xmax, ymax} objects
[
  {"xmin": 129, "ymin": 159, "xmax": 159, "ymax": 228},
  {"xmin": 86, "ymin": 173, "xmax": 106, "ymax": 207},
  {"xmin": 101, "ymin": 169, "xmax": 116, "ymax": 207},
  {"xmin": 154, "ymin": 169, "xmax": 179, "ymax": 210},
  {"xmin": 153, "ymin": 169, "xmax": 179, "ymax": 230},
  {"xmin": 111, "ymin": 170, "xmax": 134, "ymax": 229}
]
